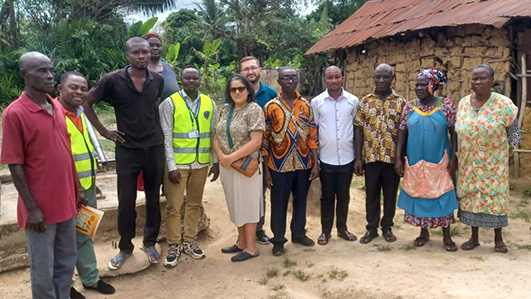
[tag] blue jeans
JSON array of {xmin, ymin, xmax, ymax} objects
[{"xmin": 26, "ymin": 216, "xmax": 77, "ymax": 299}]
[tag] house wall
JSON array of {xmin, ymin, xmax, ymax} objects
[{"xmin": 344, "ymin": 24, "xmax": 511, "ymax": 103}]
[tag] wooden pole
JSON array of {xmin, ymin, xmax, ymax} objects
[{"xmin": 514, "ymin": 53, "xmax": 528, "ymax": 178}]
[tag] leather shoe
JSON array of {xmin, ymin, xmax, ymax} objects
[
  {"xmin": 317, "ymin": 233, "xmax": 331, "ymax": 245},
  {"xmin": 382, "ymin": 229, "xmax": 397, "ymax": 242},
  {"xmin": 83, "ymin": 279, "xmax": 115, "ymax": 295},
  {"xmin": 70, "ymin": 287, "xmax": 85, "ymax": 299},
  {"xmin": 338, "ymin": 230, "xmax": 357, "ymax": 241},
  {"xmin": 231, "ymin": 251, "xmax": 259, "ymax": 262},
  {"xmin": 221, "ymin": 244, "xmax": 243, "ymax": 254},
  {"xmin": 272, "ymin": 244, "xmax": 284, "ymax": 256},
  {"xmin": 292, "ymin": 236, "xmax": 315, "ymax": 247},
  {"xmin": 359, "ymin": 231, "xmax": 379, "ymax": 244}
]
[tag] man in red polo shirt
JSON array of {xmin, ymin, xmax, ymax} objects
[{"xmin": 1, "ymin": 52, "xmax": 79, "ymax": 298}]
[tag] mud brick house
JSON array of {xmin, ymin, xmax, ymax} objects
[{"xmin": 306, "ymin": 0, "xmax": 531, "ymax": 177}]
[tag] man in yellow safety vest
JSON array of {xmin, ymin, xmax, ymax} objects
[
  {"xmin": 159, "ymin": 66, "xmax": 219, "ymax": 267},
  {"xmin": 57, "ymin": 71, "xmax": 115, "ymax": 298}
]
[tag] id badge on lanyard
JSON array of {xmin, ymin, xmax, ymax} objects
[{"xmin": 181, "ymin": 91, "xmax": 201, "ymax": 139}]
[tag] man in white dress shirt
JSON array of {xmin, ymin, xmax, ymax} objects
[{"xmin": 311, "ymin": 66, "xmax": 359, "ymax": 245}]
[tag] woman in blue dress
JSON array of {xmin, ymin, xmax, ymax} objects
[{"xmin": 395, "ymin": 69, "xmax": 459, "ymax": 252}]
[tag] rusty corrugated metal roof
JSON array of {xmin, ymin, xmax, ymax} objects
[{"xmin": 305, "ymin": 0, "xmax": 531, "ymax": 55}]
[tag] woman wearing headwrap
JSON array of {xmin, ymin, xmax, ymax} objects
[
  {"xmin": 455, "ymin": 65, "xmax": 519, "ymax": 253},
  {"xmin": 395, "ymin": 69, "xmax": 459, "ymax": 252}
]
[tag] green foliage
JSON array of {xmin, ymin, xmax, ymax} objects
[
  {"xmin": 328, "ymin": 268, "xmax": 348, "ymax": 281},
  {"xmin": 0, "ymin": 48, "xmax": 25, "ymax": 106},
  {"xmin": 308, "ymin": 0, "xmax": 369, "ymax": 27},
  {"xmin": 166, "ymin": 43, "xmax": 181, "ymax": 65},
  {"xmin": 283, "ymin": 257, "xmax": 297, "ymax": 268},
  {"xmin": 523, "ymin": 187, "xmax": 531, "ymax": 198}
]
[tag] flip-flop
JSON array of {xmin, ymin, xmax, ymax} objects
[
  {"xmin": 108, "ymin": 253, "xmax": 130, "ymax": 270},
  {"xmin": 141, "ymin": 245, "xmax": 161, "ymax": 264},
  {"xmin": 414, "ymin": 236, "xmax": 429, "ymax": 247},
  {"xmin": 495, "ymin": 244, "xmax": 508, "ymax": 253},
  {"xmin": 461, "ymin": 241, "xmax": 480, "ymax": 251},
  {"xmin": 444, "ymin": 240, "xmax": 458, "ymax": 252}
]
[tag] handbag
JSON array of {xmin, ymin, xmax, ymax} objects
[{"xmin": 227, "ymin": 105, "xmax": 259, "ymax": 177}]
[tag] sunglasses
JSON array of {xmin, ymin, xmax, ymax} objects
[{"xmin": 230, "ymin": 86, "xmax": 247, "ymax": 93}]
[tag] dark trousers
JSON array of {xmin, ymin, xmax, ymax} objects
[
  {"xmin": 116, "ymin": 144, "xmax": 165, "ymax": 253},
  {"xmin": 320, "ymin": 161, "xmax": 354, "ymax": 234},
  {"xmin": 256, "ymin": 181, "xmax": 267, "ymax": 233},
  {"xmin": 269, "ymin": 169, "xmax": 311, "ymax": 245},
  {"xmin": 364, "ymin": 161, "xmax": 400, "ymax": 233}
]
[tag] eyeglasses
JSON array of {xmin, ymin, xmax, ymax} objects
[
  {"xmin": 241, "ymin": 66, "xmax": 259, "ymax": 73},
  {"xmin": 230, "ymin": 86, "xmax": 247, "ymax": 93},
  {"xmin": 279, "ymin": 76, "xmax": 299, "ymax": 82}
]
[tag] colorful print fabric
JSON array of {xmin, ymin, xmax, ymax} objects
[
  {"xmin": 455, "ymin": 92, "xmax": 518, "ymax": 216},
  {"xmin": 262, "ymin": 93, "xmax": 319, "ymax": 172},
  {"xmin": 354, "ymin": 90, "xmax": 406, "ymax": 164}
]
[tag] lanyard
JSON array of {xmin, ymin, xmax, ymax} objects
[{"xmin": 180, "ymin": 91, "xmax": 201, "ymax": 127}]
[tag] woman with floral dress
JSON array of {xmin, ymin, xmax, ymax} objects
[
  {"xmin": 456, "ymin": 64, "xmax": 520, "ymax": 253},
  {"xmin": 212, "ymin": 74, "xmax": 265, "ymax": 261},
  {"xmin": 395, "ymin": 69, "xmax": 459, "ymax": 251}
]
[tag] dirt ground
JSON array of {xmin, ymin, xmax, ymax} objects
[{"xmin": 1, "ymin": 176, "xmax": 531, "ymax": 299}]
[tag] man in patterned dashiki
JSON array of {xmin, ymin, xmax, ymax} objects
[
  {"xmin": 354, "ymin": 63, "xmax": 407, "ymax": 244},
  {"xmin": 262, "ymin": 67, "xmax": 320, "ymax": 256}
]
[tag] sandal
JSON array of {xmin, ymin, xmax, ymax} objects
[
  {"xmin": 414, "ymin": 236, "xmax": 429, "ymax": 247},
  {"xmin": 141, "ymin": 245, "xmax": 161, "ymax": 264},
  {"xmin": 359, "ymin": 231, "xmax": 378, "ymax": 244},
  {"xmin": 444, "ymin": 240, "xmax": 458, "ymax": 252},
  {"xmin": 495, "ymin": 244, "xmax": 508, "ymax": 253},
  {"xmin": 461, "ymin": 240, "xmax": 480, "ymax": 251},
  {"xmin": 108, "ymin": 252, "xmax": 130, "ymax": 270}
]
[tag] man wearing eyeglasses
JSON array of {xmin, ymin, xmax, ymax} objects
[
  {"xmin": 239, "ymin": 56, "xmax": 277, "ymax": 245},
  {"xmin": 262, "ymin": 67, "xmax": 320, "ymax": 256}
]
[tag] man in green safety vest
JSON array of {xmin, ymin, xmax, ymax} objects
[
  {"xmin": 57, "ymin": 71, "xmax": 115, "ymax": 298},
  {"xmin": 159, "ymin": 66, "xmax": 219, "ymax": 267}
]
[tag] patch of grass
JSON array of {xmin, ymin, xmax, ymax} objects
[
  {"xmin": 272, "ymin": 284, "xmax": 284, "ymax": 291},
  {"xmin": 400, "ymin": 244, "xmax": 417, "ymax": 251},
  {"xmin": 373, "ymin": 244, "xmax": 392, "ymax": 252},
  {"xmin": 0, "ymin": 164, "xmax": 7, "ymax": 170},
  {"xmin": 306, "ymin": 262, "xmax": 314, "ymax": 268},
  {"xmin": 328, "ymin": 269, "xmax": 348, "ymax": 281},
  {"xmin": 432, "ymin": 226, "xmax": 461, "ymax": 237},
  {"xmin": 293, "ymin": 269, "xmax": 310, "ymax": 281},
  {"xmin": 350, "ymin": 180, "xmax": 365, "ymax": 190},
  {"xmin": 470, "ymin": 256, "xmax": 486, "ymax": 262},
  {"xmin": 258, "ymin": 277, "xmax": 268, "ymax": 285},
  {"xmin": 283, "ymin": 257, "xmax": 297, "ymax": 268},
  {"xmin": 99, "ymin": 138, "xmax": 116, "ymax": 152},
  {"xmin": 282, "ymin": 270, "xmax": 290, "ymax": 277},
  {"xmin": 266, "ymin": 268, "xmax": 279, "ymax": 278},
  {"xmin": 515, "ymin": 244, "xmax": 531, "ymax": 250},
  {"xmin": 523, "ymin": 187, "xmax": 531, "ymax": 198},
  {"xmin": 302, "ymin": 248, "xmax": 316, "ymax": 252},
  {"xmin": 269, "ymin": 295, "xmax": 285, "ymax": 299},
  {"xmin": 517, "ymin": 199, "xmax": 530, "ymax": 208},
  {"xmin": 509, "ymin": 209, "xmax": 531, "ymax": 222}
]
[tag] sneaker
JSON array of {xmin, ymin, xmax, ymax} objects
[
  {"xmin": 182, "ymin": 241, "xmax": 206, "ymax": 259},
  {"xmin": 272, "ymin": 244, "xmax": 284, "ymax": 256},
  {"xmin": 164, "ymin": 243, "xmax": 181, "ymax": 267},
  {"xmin": 256, "ymin": 230, "xmax": 270, "ymax": 245},
  {"xmin": 70, "ymin": 287, "xmax": 85, "ymax": 299}
]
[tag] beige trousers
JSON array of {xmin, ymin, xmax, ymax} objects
[{"xmin": 164, "ymin": 167, "xmax": 208, "ymax": 243}]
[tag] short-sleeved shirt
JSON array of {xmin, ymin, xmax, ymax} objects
[
  {"xmin": 255, "ymin": 81, "xmax": 278, "ymax": 108},
  {"xmin": 262, "ymin": 93, "xmax": 319, "ymax": 172},
  {"xmin": 399, "ymin": 98, "xmax": 456, "ymax": 130},
  {"xmin": 311, "ymin": 88, "xmax": 359, "ymax": 166},
  {"xmin": 88, "ymin": 66, "xmax": 164, "ymax": 148},
  {"xmin": 216, "ymin": 102, "xmax": 265, "ymax": 160},
  {"xmin": 1, "ymin": 92, "xmax": 78, "ymax": 228},
  {"xmin": 354, "ymin": 89, "xmax": 406, "ymax": 164}
]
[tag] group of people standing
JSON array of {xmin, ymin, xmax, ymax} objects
[{"xmin": 0, "ymin": 30, "xmax": 521, "ymax": 298}]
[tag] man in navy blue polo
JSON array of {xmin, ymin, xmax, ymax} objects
[{"xmin": 239, "ymin": 56, "xmax": 277, "ymax": 244}]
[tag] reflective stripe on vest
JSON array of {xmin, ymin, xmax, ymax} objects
[
  {"xmin": 170, "ymin": 93, "xmax": 213, "ymax": 165},
  {"xmin": 66, "ymin": 114, "xmax": 97, "ymax": 189}
]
